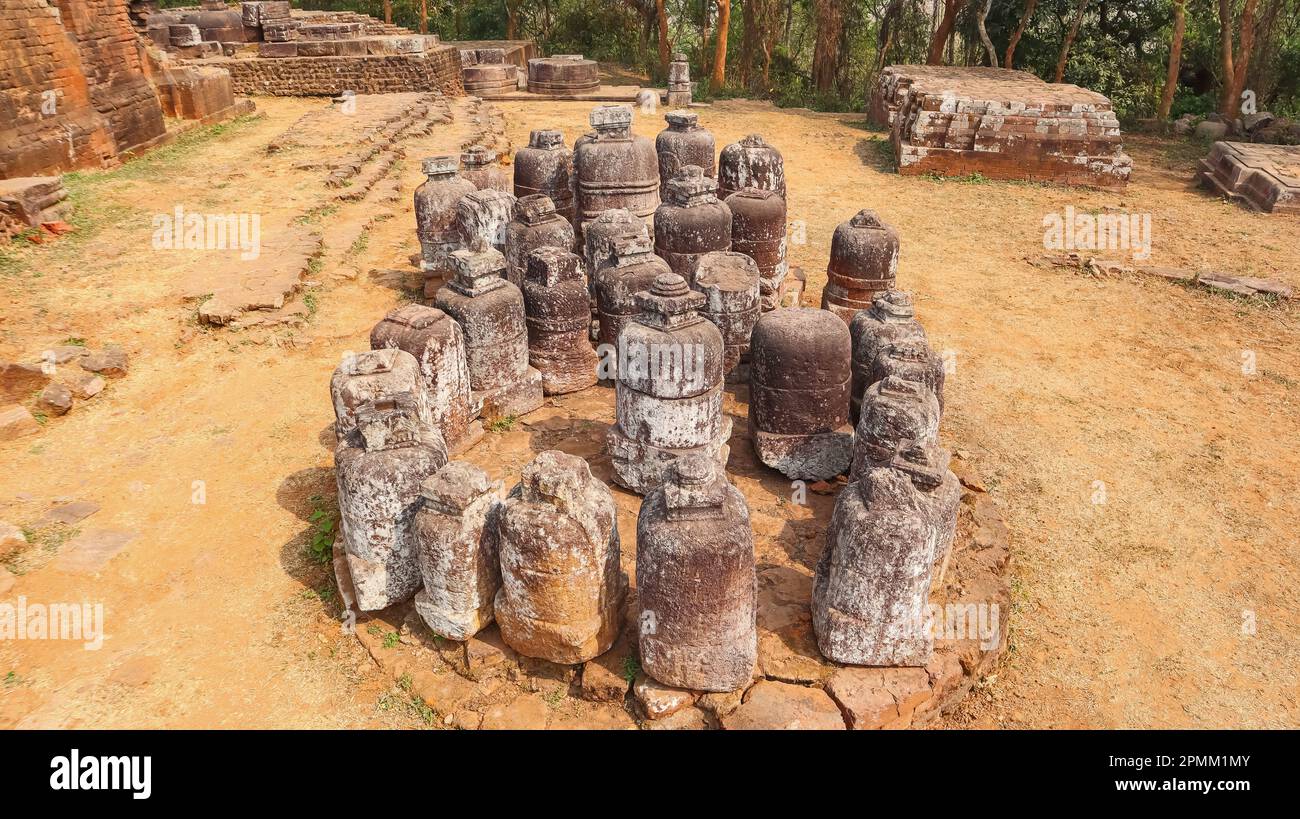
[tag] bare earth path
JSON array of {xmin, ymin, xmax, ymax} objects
[{"xmin": 1, "ymin": 96, "xmax": 1297, "ymax": 728}]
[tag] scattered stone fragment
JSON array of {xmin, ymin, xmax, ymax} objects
[
  {"xmin": 0, "ymin": 362, "xmax": 49, "ymax": 403},
  {"xmin": 821, "ymin": 210, "xmax": 900, "ymax": 323},
  {"xmin": 637, "ymin": 455, "xmax": 757, "ymax": 693},
  {"xmin": 68, "ymin": 373, "xmax": 105, "ymax": 400},
  {"xmin": 633, "ymin": 673, "xmax": 698, "ymax": 720},
  {"xmin": 37, "ymin": 383, "xmax": 72, "ymax": 416},
  {"xmin": 51, "ymin": 529, "xmax": 138, "ymax": 574},
  {"xmin": 412, "ymin": 461, "xmax": 503, "ymax": 641},
  {"xmin": 721, "ymin": 680, "xmax": 845, "ymax": 730},
  {"xmin": 495, "ymin": 451, "xmax": 626, "ymax": 664},
  {"xmin": 334, "ymin": 395, "xmax": 448, "ymax": 611},
  {"xmin": 824, "ymin": 666, "xmax": 933, "ymax": 730},
  {"xmin": 436, "ymin": 242, "xmax": 544, "ymax": 421},
  {"xmin": 41, "ymin": 500, "xmax": 100, "ymax": 526},
  {"xmin": 749, "ymin": 308, "xmax": 854, "ymax": 480},
  {"xmin": 606, "ymin": 272, "xmax": 730, "ymax": 494},
  {"xmin": 79, "ymin": 345, "xmax": 128, "ymax": 377},
  {"xmin": 0, "ymin": 522, "xmax": 26, "ymax": 557},
  {"xmin": 0, "ymin": 405, "xmax": 40, "ymax": 441}
]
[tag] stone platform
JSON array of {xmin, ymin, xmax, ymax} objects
[
  {"xmin": 871, "ymin": 65, "xmax": 1130, "ymax": 189},
  {"xmin": 1198, "ymin": 141, "xmax": 1300, "ymax": 215},
  {"xmin": 476, "ymin": 85, "xmax": 661, "ymax": 103}
]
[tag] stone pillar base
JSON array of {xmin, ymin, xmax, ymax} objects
[
  {"xmin": 606, "ymin": 419, "xmax": 731, "ymax": 495},
  {"xmin": 753, "ymin": 425, "xmax": 854, "ymax": 480}
]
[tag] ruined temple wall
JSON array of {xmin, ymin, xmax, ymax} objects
[
  {"xmin": 221, "ymin": 49, "xmax": 464, "ymax": 97},
  {"xmin": 1, "ymin": 0, "xmax": 166, "ymax": 178}
]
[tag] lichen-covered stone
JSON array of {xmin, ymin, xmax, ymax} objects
[
  {"xmin": 654, "ymin": 165, "xmax": 732, "ymax": 284},
  {"xmin": 456, "ymin": 188, "xmax": 516, "ymax": 256},
  {"xmin": 656, "ymin": 111, "xmax": 716, "ymax": 191},
  {"xmin": 852, "ymin": 376, "xmax": 960, "ymax": 573},
  {"xmin": 514, "ymin": 129, "xmax": 577, "ymax": 227},
  {"xmin": 370, "ymin": 304, "xmax": 482, "ymax": 456},
  {"xmin": 413, "ymin": 461, "xmax": 502, "ymax": 640},
  {"xmin": 717, "ymin": 134, "xmax": 786, "ymax": 202},
  {"xmin": 335, "ymin": 394, "xmax": 448, "ymax": 611},
  {"xmin": 749, "ymin": 308, "xmax": 853, "ymax": 480},
  {"xmin": 504, "ymin": 194, "xmax": 575, "ymax": 287},
  {"xmin": 582, "ymin": 207, "xmax": 647, "ymax": 277},
  {"xmin": 849, "ymin": 290, "xmax": 927, "ymax": 422},
  {"xmin": 460, "ymin": 144, "xmax": 511, "ymax": 192},
  {"xmin": 495, "ymin": 451, "xmax": 626, "ymax": 663},
  {"xmin": 812, "ymin": 467, "xmax": 935, "ymax": 666},
  {"xmin": 575, "ymin": 105, "xmax": 660, "ymax": 235},
  {"xmin": 435, "ymin": 242, "xmax": 543, "ymax": 421},
  {"xmin": 522, "ymin": 247, "xmax": 598, "ymax": 395},
  {"xmin": 637, "ymin": 456, "xmax": 756, "ymax": 692},
  {"xmin": 330, "ymin": 346, "xmax": 431, "ymax": 443},
  {"xmin": 606, "ymin": 272, "xmax": 730, "ymax": 494},
  {"xmin": 414, "ymin": 155, "xmax": 476, "ymax": 284},
  {"xmin": 821, "ymin": 210, "xmax": 900, "ymax": 323},
  {"xmin": 593, "ymin": 233, "xmax": 672, "ymax": 352},
  {"xmin": 692, "ymin": 251, "xmax": 760, "ymax": 379},
  {"xmin": 726, "ymin": 187, "xmax": 788, "ymax": 311},
  {"xmin": 868, "ymin": 338, "xmax": 945, "ymax": 414}
]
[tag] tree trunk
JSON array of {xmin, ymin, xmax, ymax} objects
[
  {"xmin": 977, "ymin": 0, "xmax": 996, "ymax": 67},
  {"xmin": 812, "ymin": 0, "xmax": 844, "ymax": 91},
  {"xmin": 656, "ymin": 0, "xmax": 671, "ymax": 75},
  {"xmin": 712, "ymin": 0, "xmax": 731, "ymax": 86},
  {"xmin": 1218, "ymin": 0, "xmax": 1263, "ymax": 117},
  {"xmin": 741, "ymin": 0, "xmax": 756, "ymax": 88},
  {"xmin": 419, "ymin": 0, "xmax": 428, "ymax": 35},
  {"xmin": 1053, "ymin": 0, "xmax": 1089, "ymax": 83},
  {"xmin": 1004, "ymin": 0, "xmax": 1038, "ymax": 68},
  {"xmin": 383, "ymin": 1, "xmax": 392, "ymax": 26},
  {"xmin": 1157, "ymin": 0, "xmax": 1186, "ymax": 120},
  {"xmin": 701, "ymin": 1, "xmax": 712, "ymax": 79},
  {"xmin": 926, "ymin": 1, "xmax": 966, "ymax": 65},
  {"xmin": 506, "ymin": 1, "xmax": 518, "ymax": 39},
  {"xmin": 876, "ymin": 0, "xmax": 903, "ymax": 72}
]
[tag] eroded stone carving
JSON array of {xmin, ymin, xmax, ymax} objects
[
  {"xmin": 514, "ymin": 129, "xmax": 577, "ymax": 227},
  {"xmin": 692, "ymin": 251, "xmax": 760, "ymax": 380},
  {"xmin": 637, "ymin": 455, "xmax": 757, "ymax": 692},
  {"xmin": 415, "ymin": 155, "xmax": 476, "ymax": 295},
  {"xmin": 369, "ymin": 304, "xmax": 482, "ymax": 456},
  {"xmin": 654, "ymin": 165, "xmax": 732, "ymax": 284},
  {"xmin": 335, "ymin": 393, "xmax": 447, "ymax": 611},
  {"xmin": 726, "ymin": 187, "xmax": 788, "ymax": 312},
  {"xmin": 412, "ymin": 461, "xmax": 502, "ymax": 641},
  {"xmin": 330, "ymin": 346, "xmax": 431, "ymax": 443},
  {"xmin": 821, "ymin": 210, "xmax": 899, "ymax": 323},
  {"xmin": 435, "ymin": 242, "xmax": 543, "ymax": 420},
  {"xmin": 593, "ymin": 233, "xmax": 672, "ymax": 350},
  {"xmin": 456, "ymin": 187, "xmax": 516, "ymax": 256},
  {"xmin": 495, "ymin": 450, "xmax": 626, "ymax": 663},
  {"xmin": 575, "ymin": 105, "xmax": 660, "ymax": 235},
  {"xmin": 656, "ymin": 111, "xmax": 716, "ymax": 191},
  {"xmin": 460, "ymin": 144, "xmax": 511, "ymax": 193},
  {"xmin": 717, "ymin": 134, "xmax": 786, "ymax": 202},
  {"xmin": 504, "ymin": 194, "xmax": 575, "ymax": 287},
  {"xmin": 849, "ymin": 290, "xmax": 927, "ymax": 422}
]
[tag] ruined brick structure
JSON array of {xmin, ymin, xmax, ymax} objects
[
  {"xmin": 2, "ymin": 0, "xmax": 167, "ymax": 178},
  {"xmin": 222, "ymin": 50, "xmax": 463, "ymax": 96},
  {"xmin": 871, "ymin": 65, "xmax": 1130, "ymax": 188}
]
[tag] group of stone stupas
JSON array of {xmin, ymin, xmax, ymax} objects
[{"xmin": 327, "ymin": 101, "xmax": 958, "ymax": 700}]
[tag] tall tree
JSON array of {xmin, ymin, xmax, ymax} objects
[
  {"xmin": 1053, "ymin": 0, "xmax": 1090, "ymax": 82},
  {"xmin": 926, "ymin": 0, "xmax": 967, "ymax": 65},
  {"xmin": 383, "ymin": 0, "xmax": 392, "ymax": 25},
  {"xmin": 976, "ymin": 0, "xmax": 996, "ymax": 67},
  {"xmin": 1004, "ymin": 0, "xmax": 1037, "ymax": 68},
  {"xmin": 506, "ymin": 0, "xmax": 520, "ymax": 39},
  {"xmin": 1158, "ymin": 0, "xmax": 1187, "ymax": 120},
  {"xmin": 656, "ymin": 0, "xmax": 671, "ymax": 75},
  {"xmin": 713, "ymin": 0, "xmax": 732, "ymax": 85},
  {"xmin": 419, "ymin": 0, "xmax": 428, "ymax": 35},
  {"xmin": 1215, "ymin": 0, "xmax": 1278, "ymax": 117},
  {"xmin": 812, "ymin": 0, "xmax": 845, "ymax": 90}
]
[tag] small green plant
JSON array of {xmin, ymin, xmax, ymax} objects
[
  {"xmin": 303, "ymin": 292, "xmax": 319, "ymax": 318},
  {"xmin": 306, "ymin": 494, "xmax": 336, "ymax": 565},
  {"xmin": 3, "ymin": 671, "xmax": 20, "ymax": 689},
  {"xmin": 61, "ymin": 337, "xmax": 87, "ymax": 347},
  {"xmin": 487, "ymin": 415, "xmax": 517, "ymax": 433},
  {"xmin": 32, "ymin": 412, "xmax": 48, "ymax": 426},
  {"xmin": 295, "ymin": 204, "xmax": 339, "ymax": 225},
  {"xmin": 621, "ymin": 655, "xmax": 641, "ymax": 684},
  {"xmin": 382, "ymin": 631, "xmax": 400, "ymax": 649}
]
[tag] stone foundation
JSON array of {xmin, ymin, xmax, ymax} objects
[
  {"xmin": 871, "ymin": 65, "xmax": 1130, "ymax": 189},
  {"xmin": 1198, "ymin": 141, "xmax": 1300, "ymax": 215},
  {"xmin": 220, "ymin": 49, "xmax": 463, "ymax": 96}
]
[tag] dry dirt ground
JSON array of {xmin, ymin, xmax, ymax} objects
[{"xmin": 1, "ymin": 95, "xmax": 1297, "ymax": 729}]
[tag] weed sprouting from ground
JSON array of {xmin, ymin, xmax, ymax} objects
[
  {"xmin": 487, "ymin": 415, "xmax": 517, "ymax": 433},
  {"xmin": 622, "ymin": 655, "xmax": 641, "ymax": 684},
  {"xmin": 306, "ymin": 494, "xmax": 336, "ymax": 565}
]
